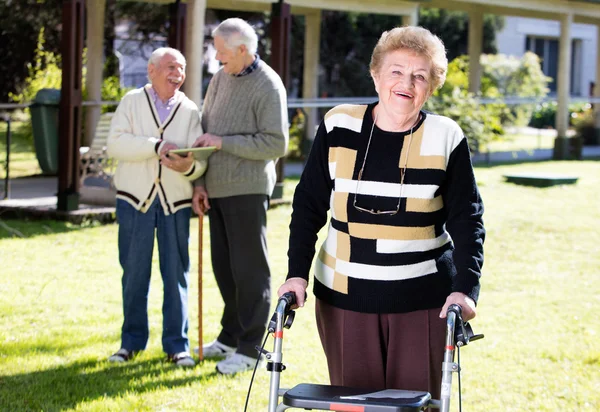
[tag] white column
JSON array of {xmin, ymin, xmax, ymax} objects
[
  {"xmin": 556, "ymin": 13, "xmax": 572, "ymax": 145},
  {"xmin": 468, "ymin": 8, "xmax": 484, "ymax": 95},
  {"xmin": 594, "ymin": 23, "xmax": 600, "ymax": 145},
  {"xmin": 402, "ymin": 8, "xmax": 418, "ymax": 27},
  {"xmin": 185, "ymin": 0, "xmax": 206, "ymax": 107},
  {"xmin": 84, "ymin": 0, "xmax": 106, "ymax": 147},
  {"xmin": 303, "ymin": 10, "xmax": 321, "ymax": 141}
]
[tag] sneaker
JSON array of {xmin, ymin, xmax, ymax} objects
[
  {"xmin": 216, "ymin": 353, "xmax": 261, "ymax": 375},
  {"xmin": 108, "ymin": 348, "xmax": 138, "ymax": 363},
  {"xmin": 197, "ymin": 340, "xmax": 236, "ymax": 359},
  {"xmin": 167, "ymin": 351, "xmax": 196, "ymax": 367}
]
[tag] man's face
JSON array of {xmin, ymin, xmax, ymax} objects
[
  {"xmin": 214, "ymin": 35, "xmax": 247, "ymax": 75},
  {"xmin": 148, "ymin": 52, "xmax": 186, "ymax": 98}
]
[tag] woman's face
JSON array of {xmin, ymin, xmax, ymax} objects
[{"xmin": 372, "ymin": 49, "xmax": 432, "ymax": 120}]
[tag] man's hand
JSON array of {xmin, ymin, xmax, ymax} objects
[
  {"xmin": 193, "ymin": 133, "xmax": 223, "ymax": 150},
  {"xmin": 192, "ymin": 185, "xmax": 210, "ymax": 216},
  {"xmin": 277, "ymin": 277, "xmax": 308, "ymax": 309},
  {"xmin": 439, "ymin": 292, "xmax": 477, "ymax": 321},
  {"xmin": 160, "ymin": 150, "xmax": 194, "ymax": 173}
]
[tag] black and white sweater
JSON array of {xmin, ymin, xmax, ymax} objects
[{"xmin": 287, "ymin": 103, "xmax": 485, "ymax": 314}]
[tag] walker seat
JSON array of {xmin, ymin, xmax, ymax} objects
[{"xmin": 283, "ymin": 383, "xmax": 431, "ymax": 411}]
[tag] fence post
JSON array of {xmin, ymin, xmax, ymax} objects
[{"xmin": 3, "ymin": 115, "xmax": 10, "ymax": 200}]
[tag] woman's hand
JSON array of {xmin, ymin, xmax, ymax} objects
[
  {"xmin": 440, "ymin": 292, "xmax": 476, "ymax": 321},
  {"xmin": 277, "ymin": 277, "xmax": 308, "ymax": 309}
]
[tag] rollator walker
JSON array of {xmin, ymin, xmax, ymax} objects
[{"xmin": 255, "ymin": 292, "xmax": 483, "ymax": 412}]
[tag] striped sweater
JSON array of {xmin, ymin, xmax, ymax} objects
[{"xmin": 287, "ymin": 103, "xmax": 485, "ymax": 314}]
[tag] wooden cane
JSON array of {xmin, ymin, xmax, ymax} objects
[{"xmin": 197, "ymin": 213, "xmax": 204, "ymax": 361}]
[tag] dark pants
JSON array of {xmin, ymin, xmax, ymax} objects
[
  {"xmin": 316, "ymin": 299, "xmax": 446, "ymax": 404},
  {"xmin": 208, "ymin": 194, "xmax": 271, "ymax": 358},
  {"xmin": 117, "ymin": 197, "xmax": 191, "ymax": 355}
]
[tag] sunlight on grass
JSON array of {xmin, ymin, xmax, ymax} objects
[{"xmin": 1, "ymin": 162, "xmax": 600, "ymax": 411}]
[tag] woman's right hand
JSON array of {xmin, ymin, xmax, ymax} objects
[{"xmin": 278, "ymin": 277, "xmax": 308, "ymax": 308}]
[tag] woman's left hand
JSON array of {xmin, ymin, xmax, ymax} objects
[{"xmin": 439, "ymin": 292, "xmax": 476, "ymax": 321}]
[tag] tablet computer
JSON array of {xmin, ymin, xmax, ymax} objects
[{"xmin": 168, "ymin": 146, "xmax": 216, "ymax": 161}]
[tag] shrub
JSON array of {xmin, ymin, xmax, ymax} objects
[
  {"xmin": 287, "ymin": 109, "xmax": 306, "ymax": 161},
  {"xmin": 529, "ymin": 101, "xmax": 591, "ymax": 129},
  {"xmin": 442, "ymin": 53, "xmax": 551, "ymax": 128},
  {"xmin": 426, "ymin": 87, "xmax": 504, "ymax": 154}
]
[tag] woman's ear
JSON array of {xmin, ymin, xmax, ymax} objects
[{"xmin": 371, "ymin": 71, "xmax": 379, "ymax": 94}]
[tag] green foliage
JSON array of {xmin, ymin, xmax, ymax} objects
[
  {"xmin": 418, "ymin": 9, "xmax": 504, "ymax": 61},
  {"xmin": 440, "ymin": 53, "xmax": 551, "ymax": 132},
  {"xmin": 0, "ymin": 0, "xmax": 62, "ymax": 101},
  {"xmin": 8, "ymin": 28, "xmax": 62, "ymax": 105},
  {"xmin": 529, "ymin": 101, "xmax": 591, "ymax": 129},
  {"xmin": 572, "ymin": 107, "xmax": 599, "ymax": 145},
  {"xmin": 426, "ymin": 88, "xmax": 504, "ymax": 154},
  {"xmin": 100, "ymin": 76, "xmax": 132, "ymax": 113},
  {"xmin": 287, "ymin": 109, "xmax": 306, "ymax": 161}
]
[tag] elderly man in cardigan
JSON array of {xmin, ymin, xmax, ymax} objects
[
  {"xmin": 106, "ymin": 47, "xmax": 206, "ymax": 367},
  {"xmin": 191, "ymin": 18, "xmax": 289, "ymax": 375}
]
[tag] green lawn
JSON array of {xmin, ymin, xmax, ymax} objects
[{"xmin": 1, "ymin": 161, "xmax": 599, "ymax": 411}]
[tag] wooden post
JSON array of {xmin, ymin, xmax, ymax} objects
[
  {"xmin": 270, "ymin": 0, "xmax": 291, "ymax": 200},
  {"xmin": 197, "ymin": 214, "xmax": 203, "ymax": 361},
  {"xmin": 57, "ymin": 0, "xmax": 84, "ymax": 211}
]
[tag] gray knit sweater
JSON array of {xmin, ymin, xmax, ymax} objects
[{"xmin": 198, "ymin": 60, "xmax": 289, "ymax": 198}]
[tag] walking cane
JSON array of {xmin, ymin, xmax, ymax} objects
[{"xmin": 197, "ymin": 214, "xmax": 203, "ymax": 361}]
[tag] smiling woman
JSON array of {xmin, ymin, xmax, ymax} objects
[{"xmin": 278, "ymin": 26, "xmax": 485, "ymax": 409}]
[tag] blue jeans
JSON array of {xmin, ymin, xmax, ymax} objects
[{"xmin": 116, "ymin": 197, "xmax": 191, "ymax": 355}]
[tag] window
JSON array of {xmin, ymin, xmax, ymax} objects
[{"xmin": 525, "ymin": 36, "xmax": 580, "ymax": 95}]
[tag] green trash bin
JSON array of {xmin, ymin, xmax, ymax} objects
[{"xmin": 30, "ymin": 88, "xmax": 61, "ymax": 175}]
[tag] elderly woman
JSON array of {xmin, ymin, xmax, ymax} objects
[{"xmin": 278, "ymin": 26, "xmax": 485, "ymax": 399}]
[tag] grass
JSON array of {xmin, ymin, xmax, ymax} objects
[
  {"xmin": 1, "ymin": 160, "xmax": 600, "ymax": 411},
  {"xmin": 485, "ymin": 132, "xmax": 557, "ymax": 152},
  {"xmin": 0, "ymin": 120, "xmax": 42, "ymax": 178}
]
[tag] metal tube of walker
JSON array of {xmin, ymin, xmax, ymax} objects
[
  {"xmin": 439, "ymin": 310, "xmax": 457, "ymax": 412},
  {"xmin": 267, "ymin": 300, "xmax": 288, "ymax": 412}
]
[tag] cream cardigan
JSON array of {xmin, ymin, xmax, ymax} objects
[{"xmin": 107, "ymin": 85, "xmax": 205, "ymax": 215}]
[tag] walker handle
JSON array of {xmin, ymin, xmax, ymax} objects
[{"xmin": 281, "ymin": 292, "xmax": 297, "ymax": 309}]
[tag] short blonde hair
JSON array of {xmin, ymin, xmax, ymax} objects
[{"xmin": 370, "ymin": 26, "xmax": 448, "ymax": 92}]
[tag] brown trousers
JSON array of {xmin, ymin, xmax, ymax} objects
[{"xmin": 315, "ymin": 299, "xmax": 446, "ymax": 401}]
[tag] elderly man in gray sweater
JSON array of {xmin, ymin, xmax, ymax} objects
[{"xmin": 192, "ymin": 18, "xmax": 289, "ymax": 375}]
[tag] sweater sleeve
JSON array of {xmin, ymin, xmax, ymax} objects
[
  {"xmin": 182, "ymin": 107, "xmax": 206, "ymax": 181},
  {"xmin": 220, "ymin": 86, "xmax": 289, "ymax": 160},
  {"xmin": 441, "ymin": 136, "xmax": 485, "ymax": 304},
  {"xmin": 287, "ymin": 122, "xmax": 333, "ymax": 282},
  {"xmin": 106, "ymin": 93, "xmax": 162, "ymax": 162}
]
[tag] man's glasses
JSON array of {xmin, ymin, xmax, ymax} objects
[{"xmin": 353, "ymin": 113, "xmax": 416, "ymax": 216}]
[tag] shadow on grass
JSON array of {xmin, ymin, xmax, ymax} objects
[
  {"xmin": 0, "ymin": 358, "xmax": 219, "ymax": 410},
  {"xmin": 473, "ymin": 155, "xmax": 600, "ymax": 169},
  {"xmin": 0, "ymin": 217, "xmax": 104, "ymax": 239}
]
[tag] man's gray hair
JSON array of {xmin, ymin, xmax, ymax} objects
[
  {"xmin": 212, "ymin": 18, "xmax": 258, "ymax": 55},
  {"xmin": 148, "ymin": 47, "xmax": 186, "ymax": 68}
]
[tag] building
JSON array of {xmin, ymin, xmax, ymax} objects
[{"xmin": 497, "ymin": 16, "xmax": 599, "ymax": 97}]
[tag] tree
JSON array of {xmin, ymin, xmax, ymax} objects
[
  {"xmin": 419, "ymin": 8, "xmax": 504, "ymax": 61},
  {"xmin": 0, "ymin": 0, "xmax": 62, "ymax": 102}
]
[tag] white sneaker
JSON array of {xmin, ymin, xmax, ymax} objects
[
  {"xmin": 108, "ymin": 348, "xmax": 138, "ymax": 363},
  {"xmin": 216, "ymin": 353, "xmax": 261, "ymax": 375},
  {"xmin": 167, "ymin": 351, "xmax": 196, "ymax": 367},
  {"xmin": 197, "ymin": 340, "xmax": 236, "ymax": 359}
]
